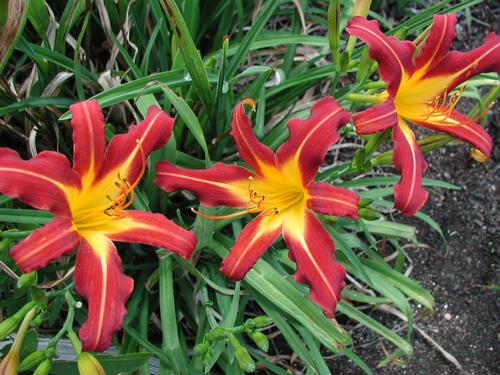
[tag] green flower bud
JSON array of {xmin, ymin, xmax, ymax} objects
[
  {"xmin": 18, "ymin": 350, "xmax": 45, "ymax": 371},
  {"xmin": 0, "ymin": 316, "xmax": 21, "ymax": 341},
  {"xmin": 252, "ymin": 316, "xmax": 272, "ymax": 328},
  {"xmin": 17, "ymin": 272, "xmax": 38, "ymax": 288},
  {"xmin": 358, "ymin": 198, "xmax": 373, "ymax": 208},
  {"xmin": 77, "ymin": 353, "xmax": 106, "ymax": 375},
  {"xmin": 31, "ymin": 314, "xmax": 45, "ymax": 328},
  {"xmin": 193, "ymin": 343, "xmax": 209, "ymax": 356},
  {"xmin": 0, "ymin": 302, "xmax": 37, "ymax": 340},
  {"xmin": 339, "ymin": 51, "xmax": 350, "ymax": 71},
  {"xmin": 228, "ymin": 334, "xmax": 255, "ymax": 373},
  {"xmin": 243, "ymin": 319, "xmax": 256, "ymax": 331},
  {"xmin": 359, "ymin": 208, "xmax": 381, "ymax": 221},
  {"xmin": 33, "ymin": 359, "xmax": 51, "ymax": 375},
  {"xmin": 206, "ymin": 327, "xmax": 226, "ymax": 341},
  {"xmin": 249, "ymin": 331, "xmax": 269, "ymax": 352}
]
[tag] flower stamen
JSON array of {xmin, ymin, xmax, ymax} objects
[{"xmin": 103, "ymin": 139, "xmax": 146, "ymax": 217}]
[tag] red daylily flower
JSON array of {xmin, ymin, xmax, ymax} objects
[
  {"xmin": 346, "ymin": 14, "xmax": 499, "ymax": 215},
  {"xmin": 0, "ymin": 100, "xmax": 196, "ymax": 351},
  {"xmin": 155, "ymin": 97, "xmax": 359, "ymax": 317}
]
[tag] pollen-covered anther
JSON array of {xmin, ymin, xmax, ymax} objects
[
  {"xmin": 470, "ymin": 148, "xmax": 489, "ymax": 163},
  {"xmin": 426, "ymin": 85, "xmax": 467, "ymax": 119},
  {"xmin": 103, "ymin": 139, "xmax": 146, "ymax": 217}
]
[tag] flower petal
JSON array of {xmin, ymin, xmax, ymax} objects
[
  {"xmin": 69, "ymin": 100, "xmax": 106, "ymax": 182},
  {"xmin": 230, "ymin": 100, "xmax": 276, "ymax": 176},
  {"xmin": 0, "ymin": 149, "xmax": 81, "ymax": 217},
  {"xmin": 10, "ymin": 218, "xmax": 80, "ymax": 273},
  {"xmin": 422, "ymin": 32, "xmax": 500, "ymax": 92},
  {"xmin": 155, "ymin": 161, "xmax": 253, "ymax": 208},
  {"xmin": 283, "ymin": 210, "xmax": 345, "ymax": 317},
  {"xmin": 275, "ymin": 97, "xmax": 351, "ymax": 185},
  {"xmin": 75, "ymin": 234, "xmax": 134, "ymax": 352},
  {"xmin": 220, "ymin": 215, "xmax": 282, "ymax": 280},
  {"xmin": 414, "ymin": 109, "xmax": 492, "ymax": 157},
  {"xmin": 353, "ymin": 98, "xmax": 398, "ymax": 135},
  {"xmin": 392, "ymin": 120, "xmax": 428, "ymax": 215},
  {"xmin": 307, "ymin": 182, "xmax": 359, "ymax": 219},
  {"xmin": 96, "ymin": 106, "xmax": 174, "ymax": 186},
  {"xmin": 104, "ymin": 210, "xmax": 197, "ymax": 259},
  {"xmin": 414, "ymin": 14, "xmax": 457, "ymax": 74},
  {"xmin": 346, "ymin": 17, "xmax": 416, "ymax": 96}
]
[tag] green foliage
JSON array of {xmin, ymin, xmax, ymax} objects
[{"xmin": 0, "ymin": 0, "xmax": 497, "ymax": 374}]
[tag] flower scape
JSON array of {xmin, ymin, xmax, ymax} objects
[{"xmin": 0, "ymin": 2, "xmax": 498, "ymax": 374}]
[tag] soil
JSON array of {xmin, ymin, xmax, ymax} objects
[{"xmin": 330, "ymin": 4, "xmax": 500, "ymax": 374}]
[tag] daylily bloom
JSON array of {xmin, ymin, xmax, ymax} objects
[
  {"xmin": 155, "ymin": 98, "xmax": 359, "ymax": 316},
  {"xmin": 346, "ymin": 14, "xmax": 499, "ymax": 215},
  {"xmin": 0, "ymin": 100, "xmax": 196, "ymax": 351}
]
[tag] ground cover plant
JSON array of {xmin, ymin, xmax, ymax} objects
[{"xmin": 0, "ymin": 0, "xmax": 498, "ymax": 374}]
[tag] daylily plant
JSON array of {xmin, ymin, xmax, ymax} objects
[
  {"xmin": 0, "ymin": 100, "xmax": 196, "ymax": 351},
  {"xmin": 346, "ymin": 14, "xmax": 499, "ymax": 215},
  {"xmin": 155, "ymin": 98, "xmax": 359, "ymax": 316}
]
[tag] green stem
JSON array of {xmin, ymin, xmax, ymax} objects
[{"xmin": 47, "ymin": 291, "xmax": 76, "ymax": 349}]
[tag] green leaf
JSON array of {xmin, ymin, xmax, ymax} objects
[
  {"xmin": 160, "ymin": 84, "xmax": 211, "ymax": 165},
  {"xmin": 337, "ymin": 301, "xmax": 413, "ymax": 356},
  {"xmin": 226, "ymin": 0, "xmax": 280, "ymax": 78},
  {"xmin": 160, "ymin": 0, "xmax": 213, "ymax": 113},
  {"xmin": 159, "ymin": 255, "xmax": 189, "ymax": 374},
  {"xmin": 59, "ymin": 69, "xmax": 218, "ymax": 120}
]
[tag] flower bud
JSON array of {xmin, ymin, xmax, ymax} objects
[
  {"xmin": 193, "ymin": 343, "xmax": 209, "ymax": 356},
  {"xmin": 206, "ymin": 327, "xmax": 226, "ymax": 341},
  {"xmin": 359, "ymin": 208, "xmax": 381, "ymax": 221},
  {"xmin": 33, "ymin": 359, "xmax": 51, "ymax": 375},
  {"xmin": 249, "ymin": 331, "xmax": 269, "ymax": 352},
  {"xmin": 470, "ymin": 148, "xmax": 489, "ymax": 163},
  {"xmin": 228, "ymin": 334, "xmax": 255, "ymax": 373},
  {"xmin": 0, "ymin": 316, "xmax": 21, "ymax": 341},
  {"xmin": 18, "ymin": 350, "xmax": 45, "ymax": 371},
  {"xmin": 252, "ymin": 316, "xmax": 272, "ymax": 328},
  {"xmin": 358, "ymin": 198, "xmax": 373, "ymax": 208},
  {"xmin": 17, "ymin": 272, "xmax": 38, "ymax": 288},
  {"xmin": 77, "ymin": 353, "xmax": 106, "ymax": 375},
  {"xmin": 0, "ymin": 302, "xmax": 36, "ymax": 340},
  {"xmin": 0, "ymin": 349, "xmax": 19, "ymax": 375}
]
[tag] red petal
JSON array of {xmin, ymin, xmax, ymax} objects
[
  {"xmin": 422, "ymin": 32, "xmax": 500, "ymax": 92},
  {"xmin": 96, "ymin": 106, "xmax": 174, "ymax": 186},
  {"xmin": 230, "ymin": 100, "xmax": 276, "ymax": 176},
  {"xmin": 414, "ymin": 110, "xmax": 492, "ymax": 156},
  {"xmin": 275, "ymin": 97, "xmax": 351, "ymax": 185},
  {"xmin": 106, "ymin": 210, "xmax": 197, "ymax": 259},
  {"xmin": 75, "ymin": 235, "xmax": 134, "ymax": 352},
  {"xmin": 307, "ymin": 182, "xmax": 359, "ymax": 219},
  {"xmin": 69, "ymin": 100, "xmax": 106, "ymax": 181},
  {"xmin": 392, "ymin": 120, "xmax": 428, "ymax": 215},
  {"xmin": 346, "ymin": 17, "xmax": 416, "ymax": 96},
  {"xmin": 283, "ymin": 211, "xmax": 345, "ymax": 317},
  {"xmin": 155, "ymin": 161, "xmax": 253, "ymax": 208},
  {"xmin": 0, "ymin": 149, "xmax": 81, "ymax": 217},
  {"xmin": 220, "ymin": 215, "xmax": 282, "ymax": 280},
  {"xmin": 415, "ymin": 14, "xmax": 457, "ymax": 74},
  {"xmin": 353, "ymin": 99, "xmax": 397, "ymax": 135},
  {"xmin": 10, "ymin": 218, "xmax": 80, "ymax": 273}
]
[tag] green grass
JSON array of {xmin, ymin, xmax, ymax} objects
[{"xmin": 0, "ymin": 1, "xmax": 497, "ymax": 374}]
